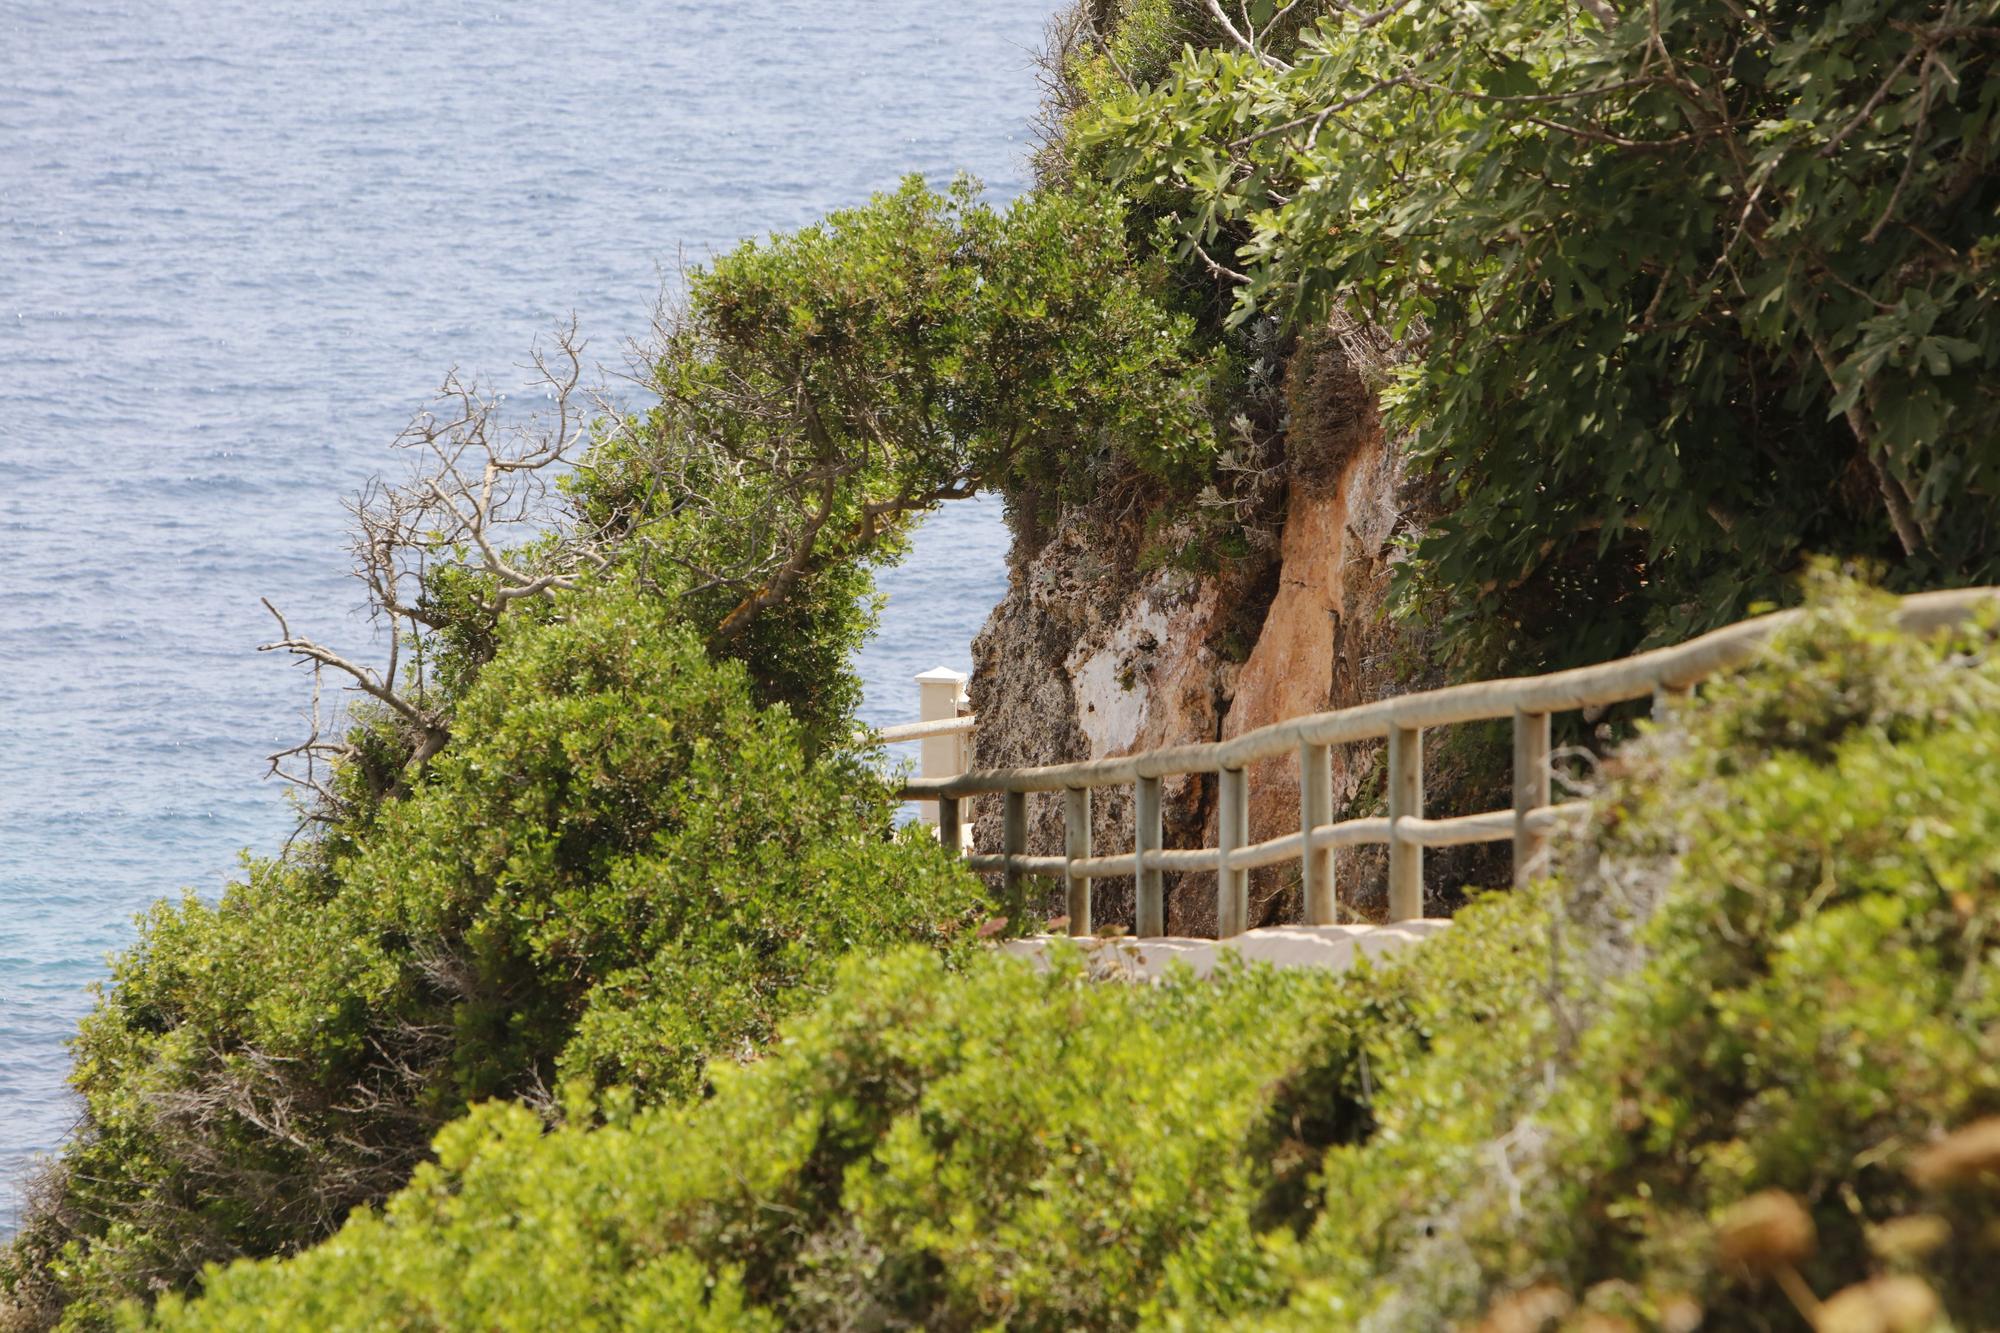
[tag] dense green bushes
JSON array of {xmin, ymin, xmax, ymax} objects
[
  {"xmin": 138, "ymin": 905, "xmax": 1550, "ymax": 1331},
  {"xmin": 0, "ymin": 582, "xmax": 987, "ymax": 1328},
  {"xmin": 573, "ymin": 176, "xmax": 1222, "ymax": 618},
  {"xmin": 1259, "ymin": 585, "xmax": 2000, "ymax": 1327},
  {"xmin": 14, "ymin": 2, "xmax": 2000, "ymax": 1323},
  {"xmin": 142, "ymin": 587, "xmax": 2000, "ymax": 1329}
]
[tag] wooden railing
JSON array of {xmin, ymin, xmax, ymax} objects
[{"xmin": 880, "ymin": 589, "xmax": 1997, "ymax": 939}]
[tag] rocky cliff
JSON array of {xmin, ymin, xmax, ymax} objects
[{"xmin": 968, "ymin": 328, "xmax": 1506, "ymax": 934}]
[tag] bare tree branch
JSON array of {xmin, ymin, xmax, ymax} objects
[
  {"xmin": 260, "ymin": 320, "xmax": 606, "ymax": 813},
  {"xmin": 1204, "ymin": 0, "xmax": 1293, "ymax": 70}
]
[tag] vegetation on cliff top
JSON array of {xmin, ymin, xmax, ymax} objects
[
  {"xmin": 0, "ymin": 179, "xmax": 1215, "ymax": 1328},
  {"xmin": 1068, "ymin": 0, "xmax": 2000, "ymax": 669}
]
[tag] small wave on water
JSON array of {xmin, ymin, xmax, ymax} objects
[{"xmin": 0, "ymin": 0, "xmax": 1046, "ymax": 1232}]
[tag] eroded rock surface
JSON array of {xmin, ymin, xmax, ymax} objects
[{"xmin": 967, "ymin": 332, "xmax": 1497, "ymax": 934}]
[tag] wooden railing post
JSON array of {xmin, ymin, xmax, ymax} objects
[
  {"xmin": 1064, "ymin": 787, "xmax": 1091, "ymax": 935},
  {"xmin": 1299, "ymin": 741, "xmax": 1335, "ymax": 925},
  {"xmin": 1002, "ymin": 789, "xmax": 1028, "ymax": 914},
  {"xmin": 1135, "ymin": 775, "xmax": 1164, "ymax": 937},
  {"xmin": 1217, "ymin": 767, "xmax": 1248, "ymax": 937},
  {"xmin": 1511, "ymin": 709, "xmax": 1551, "ymax": 886},
  {"xmin": 1387, "ymin": 726, "xmax": 1423, "ymax": 921},
  {"xmin": 938, "ymin": 796, "xmax": 962, "ymax": 859}
]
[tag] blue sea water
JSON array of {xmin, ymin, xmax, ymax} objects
[{"xmin": 0, "ymin": 0, "xmax": 1046, "ymax": 1228}]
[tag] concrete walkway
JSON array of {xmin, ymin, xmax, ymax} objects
[{"xmin": 998, "ymin": 920, "xmax": 1453, "ymax": 981}]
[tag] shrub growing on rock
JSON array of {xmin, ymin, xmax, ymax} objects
[
  {"xmin": 1076, "ymin": 0, "xmax": 2000, "ymax": 671},
  {"xmin": 1248, "ymin": 583, "xmax": 2000, "ymax": 1327}
]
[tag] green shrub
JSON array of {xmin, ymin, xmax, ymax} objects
[
  {"xmin": 574, "ymin": 176, "xmax": 1222, "ymax": 564},
  {"xmin": 1, "ymin": 578, "xmax": 985, "ymax": 1328},
  {"xmin": 130, "ymin": 923, "xmax": 1461, "ymax": 1331},
  {"xmin": 1243, "ymin": 584, "xmax": 2000, "ymax": 1328},
  {"xmin": 144, "ymin": 584, "xmax": 2000, "ymax": 1331},
  {"xmin": 5, "ymin": 171, "xmax": 1234, "ymax": 1329},
  {"xmin": 137, "ymin": 891, "xmax": 1553, "ymax": 1330}
]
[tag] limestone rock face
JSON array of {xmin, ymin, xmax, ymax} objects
[
  {"xmin": 969, "ymin": 333, "xmax": 1456, "ymax": 934},
  {"xmin": 967, "ymin": 516, "xmax": 1238, "ymax": 932},
  {"xmin": 1222, "ymin": 414, "xmax": 1404, "ymax": 894}
]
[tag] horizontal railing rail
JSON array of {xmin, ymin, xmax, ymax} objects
[
  {"xmin": 875, "ymin": 715, "xmax": 978, "ymax": 743},
  {"xmin": 884, "ymin": 587, "xmax": 1998, "ymax": 939}
]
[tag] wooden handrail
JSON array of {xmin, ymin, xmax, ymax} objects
[{"xmin": 883, "ymin": 587, "xmax": 1998, "ymax": 939}]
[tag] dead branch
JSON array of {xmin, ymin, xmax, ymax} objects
[{"xmin": 261, "ymin": 320, "xmax": 605, "ymax": 813}]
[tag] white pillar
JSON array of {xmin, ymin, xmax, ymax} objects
[{"xmin": 915, "ymin": 667, "xmax": 970, "ymax": 846}]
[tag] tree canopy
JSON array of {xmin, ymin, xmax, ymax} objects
[{"xmin": 1078, "ymin": 0, "xmax": 2000, "ymax": 664}]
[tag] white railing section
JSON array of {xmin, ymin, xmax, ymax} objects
[
  {"xmin": 873, "ymin": 588, "xmax": 1998, "ymax": 940},
  {"xmin": 874, "ymin": 667, "xmax": 974, "ymax": 851}
]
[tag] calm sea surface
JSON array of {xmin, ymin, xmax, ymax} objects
[{"xmin": 0, "ymin": 0, "xmax": 1044, "ymax": 1227}]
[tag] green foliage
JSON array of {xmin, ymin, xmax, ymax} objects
[
  {"xmin": 1251, "ymin": 585, "xmax": 2000, "ymax": 1327},
  {"xmin": 145, "ymin": 584, "xmax": 2000, "ymax": 1331},
  {"xmin": 6, "ymin": 170, "xmax": 1234, "ymax": 1329},
  {"xmin": 140, "ymin": 923, "xmax": 1545, "ymax": 1332},
  {"xmin": 3, "ymin": 579, "xmax": 986, "ymax": 1328},
  {"xmin": 1080, "ymin": 0, "xmax": 2000, "ymax": 670},
  {"xmin": 20, "ymin": 8, "xmax": 2000, "ymax": 1321},
  {"xmin": 572, "ymin": 176, "xmax": 1222, "ymax": 610},
  {"xmin": 1053, "ymin": 1, "xmax": 1218, "ymax": 138},
  {"xmin": 697, "ymin": 177, "xmax": 1218, "ymax": 494}
]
